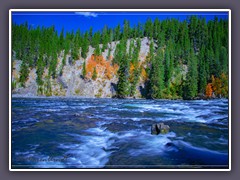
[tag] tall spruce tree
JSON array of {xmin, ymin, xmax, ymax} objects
[
  {"xmin": 19, "ymin": 53, "xmax": 29, "ymax": 87},
  {"xmin": 183, "ymin": 48, "xmax": 198, "ymax": 99},
  {"xmin": 81, "ymin": 32, "xmax": 89, "ymax": 59},
  {"xmin": 82, "ymin": 60, "xmax": 86, "ymax": 79},
  {"xmin": 117, "ymin": 54, "xmax": 130, "ymax": 98},
  {"xmin": 198, "ymin": 47, "xmax": 207, "ymax": 94},
  {"xmin": 149, "ymin": 48, "xmax": 165, "ymax": 99}
]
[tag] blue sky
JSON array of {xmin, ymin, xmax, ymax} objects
[{"xmin": 12, "ymin": 11, "xmax": 229, "ymax": 35}]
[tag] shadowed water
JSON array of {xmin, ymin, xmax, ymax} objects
[{"xmin": 11, "ymin": 98, "xmax": 229, "ymax": 169}]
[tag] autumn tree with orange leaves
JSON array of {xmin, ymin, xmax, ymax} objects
[
  {"xmin": 205, "ymin": 83, "xmax": 213, "ymax": 98},
  {"xmin": 210, "ymin": 73, "xmax": 228, "ymax": 98},
  {"xmin": 86, "ymin": 54, "xmax": 118, "ymax": 80}
]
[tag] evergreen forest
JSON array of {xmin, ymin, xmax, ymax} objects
[{"xmin": 12, "ymin": 16, "xmax": 229, "ymax": 99}]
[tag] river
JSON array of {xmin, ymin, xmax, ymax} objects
[{"xmin": 11, "ymin": 98, "xmax": 229, "ymax": 169}]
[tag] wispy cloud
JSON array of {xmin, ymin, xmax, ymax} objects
[{"xmin": 75, "ymin": 12, "xmax": 98, "ymax": 18}]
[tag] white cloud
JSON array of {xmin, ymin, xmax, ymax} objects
[{"xmin": 75, "ymin": 12, "xmax": 98, "ymax": 18}]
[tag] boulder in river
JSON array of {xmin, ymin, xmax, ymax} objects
[{"xmin": 151, "ymin": 123, "xmax": 170, "ymax": 135}]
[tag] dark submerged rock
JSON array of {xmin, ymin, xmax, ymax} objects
[{"xmin": 151, "ymin": 124, "xmax": 158, "ymax": 135}]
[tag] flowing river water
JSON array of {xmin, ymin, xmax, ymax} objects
[{"xmin": 11, "ymin": 98, "xmax": 229, "ymax": 169}]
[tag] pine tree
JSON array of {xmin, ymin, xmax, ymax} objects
[
  {"xmin": 82, "ymin": 60, "xmax": 87, "ymax": 79},
  {"xmin": 81, "ymin": 32, "xmax": 89, "ymax": 59},
  {"xmin": 49, "ymin": 52, "xmax": 58, "ymax": 78},
  {"xmin": 183, "ymin": 48, "xmax": 198, "ymax": 99},
  {"xmin": 117, "ymin": 54, "xmax": 130, "ymax": 98},
  {"xmin": 129, "ymin": 66, "xmax": 140, "ymax": 97},
  {"xmin": 71, "ymin": 33, "xmax": 80, "ymax": 61},
  {"xmin": 102, "ymin": 25, "xmax": 109, "ymax": 51},
  {"xmin": 59, "ymin": 27, "xmax": 65, "ymax": 50},
  {"xmin": 19, "ymin": 54, "xmax": 29, "ymax": 87},
  {"xmin": 144, "ymin": 18, "xmax": 153, "ymax": 39},
  {"xmin": 220, "ymin": 46, "xmax": 228, "ymax": 74},
  {"xmin": 188, "ymin": 16, "xmax": 198, "ymax": 53},
  {"xmin": 113, "ymin": 39, "xmax": 126, "ymax": 65},
  {"xmin": 129, "ymin": 43, "xmax": 141, "ymax": 96},
  {"xmin": 164, "ymin": 44, "xmax": 173, "ymax": 94},
  {"xmin": 45, "ymin": 75, "xmax": 52, "ymax": 96},
  {"xmin": 137, "ymin": 22, "xmax": 143, "ymax": 38},
  {"xmin": 92, "ymin": 31, "xmax": 101, "ymax": 48},
  {"xmin": 36, "ymin": 55, "xmax": 44, "ymax": 94},
  {"xmin": 107, "ymin": 48, "xmax": 111, "ymax": 61},
  {"xmin": 198, "ymin": 47, "xmax": 207, "ymax": 94},
  {"xmin": 92, "ymin": 67, "xmax": 97, "ymax": 80},
  {"xmin": 114, "ymin": 24, "xmax": 121, "ymax": 41},
  {"xmin": 94, "ymin": 44, "xmax": 101, "ymax": 56},
  {"xmin": 123, "ymin": 20, "xmax": 130, "ymax": 39},
  {"xmin": 149, "ymin": 48, "xmax": 165, "ymax": 99},
  {"xmin": 153, "ymin": 18, "xmax": 160, "ymax": 39},
  {"xmin": 128, "ymin": 40, "xmax": 134, "ymax": 59},
  {"xmin": 109, "ymin": 29, "xmax": 114, "ymax": 43}
]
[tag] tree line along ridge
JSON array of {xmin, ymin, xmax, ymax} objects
[{"xmin": 12, "ymin": 16, "xmax": 229, "ymax": 99}]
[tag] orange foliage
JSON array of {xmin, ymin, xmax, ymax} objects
[
  {"xmin": 211, "ymin": 73, "xmax": 228, "ymax": 97},
  {"xmin": 205, "ymin": 83, "xmax": 213, "ymax": 98},
  {"xmin": 129, "ymin": 63, "xmax": 135, "ymax": 75},
  {"xmin": 129, "ymin": 62, "xmax": 141, "ymax": 82},
  {"xmin": 141, "ymin": 67, "xmax": 148, "ymax": 81},
  {"xmin": 86, "ymin": 54, "xmax": 118, "ymax": 80},
  {"xmin": 211, "ymin": 75, "xmax": 222, "ymax": 96},
  {"xmin": 86, "ymin": 55, "xmax": 97, "ymax": 79}
]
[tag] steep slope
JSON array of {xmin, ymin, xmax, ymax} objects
[{"xmin": 12, "ymin": 37, "xmax": 153, "ymax": 98}]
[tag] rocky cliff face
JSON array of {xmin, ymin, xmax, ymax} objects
[{"xmin": 12, "ymin": 38, "xmax": 153, "ymax": 98}]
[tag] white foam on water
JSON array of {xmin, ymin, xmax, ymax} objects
[
  {"xmin": 121, "ymin": 130, "xmax": 177, "ymax": 157},
  {"xmin": 124, "ymin": 104, "xmax": 167, "ymax": 112},
  {"xmin": 130, "ymin": 117, "xmax": 150, "ymax": 121},
  {"xmin": 58, "ymin": 127, "xmax": 117, "ymax": 168},
  {"xmin": 128, "ymin": 134, "xmax": 172, "ymax": 157},
  {"xmin": 179, "ymin": 107, "xmax": 210, "ymax": 123},
  {"xmin": 58, "ymin": 129, "xmax": 178, "ymax": 167}
]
